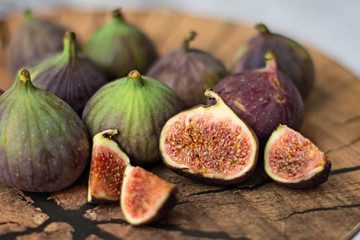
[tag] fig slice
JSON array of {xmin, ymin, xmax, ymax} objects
[
  {"xmin": 120, "ymin": 166, "xmax": 178, "ymax": 226},
  {"xmin": 88, "ymin": 129, "xmax": 131, "ymax": 203},
  {"xmin": 159, "ymin": 89, "xmax": 259, "ymax": 185},
  {"xmin": 264, "ymin": 125, "xmax": 331, "ymax": 188}
]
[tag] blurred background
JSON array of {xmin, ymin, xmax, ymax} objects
[{"xmin": 1, "ymin": 0, "xmax": 359, "ymax": 78}]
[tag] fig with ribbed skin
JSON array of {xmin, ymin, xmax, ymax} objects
[
  {"xmin": 214, "ymin": 51, "xmax": 304, "ymax": 146},
  {"xmin": 0, "ymin": 69, "xmax": 90, "ymax": 192},
  {"xmin": 88, "ymin": 129, "xmax": 131, "ymax": 203},
  {"xmin": 27, "ymin": 32, "xmax": 108, "ymax": 115},
  {"xmin": 82, "ymin": 70, "xmax": 184, "ymax": 165},
  {"xmin": 160, "ymin": 89, "xmax": 259, "ymax": 185},
  {"xmin": 233, "ymin": 23, "xmax": 315, "ymax": 99},
  {"xmin": 83, "ymin": 9, "xmax": 158, "ymax": 80},
  {"xmin": 147, "ymin": 31, "xmax": 228, "ymax": 108},
  {"xmin": 7, "ymin": 9, "xmax": 66, "ymax": 76},
  {"xmin": 264, "ymin": 125, "xmax": 331, "ymax": 188}
]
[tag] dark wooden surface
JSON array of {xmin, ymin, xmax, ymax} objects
[{"xmin": 0, "ymin": 9, "xmax": 360, "ymax": 240}]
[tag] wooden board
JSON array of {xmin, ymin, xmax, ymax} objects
[{"xmin": 0, "ymin": 9, "xmax": 360, "ymax": 240}]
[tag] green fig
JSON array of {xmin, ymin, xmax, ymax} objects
[
  {"xmin": 0, "ymin": 69, "xmax": 90, "ymax": 192},
  {"xmin": 82, "ymin": 70, "xmax": 184, "ymax": 165},
  {"xmin": 83, "ymin": 9, "xmax": 158, "ymax": 80}
]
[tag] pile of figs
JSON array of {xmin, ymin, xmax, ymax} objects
[{"xmin": 0, "ymin": 9, "xmax": 332, "ymax": 226}]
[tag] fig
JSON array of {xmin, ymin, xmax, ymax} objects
[
  {"xmin": 213, "ymin": 51, "xmax": 304, "ymax": 146},
  {"xmin": 83, "ymin": 9, "xmax": 158, "ymax": 80},
  {"xmin": 264, "ymin": 125, "xmax": 331, "ymax": 188},
  {"xmin": 27, "ymin": 31, "xmax": 108, "ymax": 115},
  {"xmin": 159, "ymin": 89, "xmax": 258, "ymax": 185},
  {"xmin": 233, "ymin": 23, "xmax": 315, "ymax": 98},
  {"xmin": 82, "ymin": 70, "xmax": 184, "ymax": 165},
  {"xmin": 0, "ymin": 69, "xmax": 90, "ymax": 192},
  {"xmin": 7, "ymin": 9, "xmax": 67, "ymax": 76},
  {"xmin": 147, "ymin": 31, "xmax": 228, "ymax": 107},
  {"xmin": 121, "ymin": 166, "xmax": 177, "ymax": 226},
  {"xmin": 88, "ymin": 129, "xmax": 131, "ymax": 203}
]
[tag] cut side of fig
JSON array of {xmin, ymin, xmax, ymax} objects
[
  {"xmin": 88, "ymin": 129, "xmax": 131, "ymax": 203},
  {"xmin": 121, "ymin": 166, "xmax": 177, "ymax": 226},
  {"xmin": 160, "ymin": 89, "xmax": 259, "ymax": 185},
  {"xmin": 264, "ymin": 125, "xmax": 331, "ymax": 188}
]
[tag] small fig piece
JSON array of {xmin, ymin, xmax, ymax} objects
[
  {"xmin": 88, "ymin": 129, "xmax": 131, "ymax": 203},
  {"xmin": 121, "ymin": 166, "xmax": 177, "ymax": 226},
  {"xmin": 160, "ymin": 89, "xmax": 259, "ymax": 185},
  {"xmin": 213, "ymin": 51, "xmax": 304, "ymax": 146},
  {"xmin": 147, "ymin": 31, "xmax": 228, "ymax": 107},
  {"xmin": 264, "ymin": 125, "xmax": 331, "ymax": 188},
  {"xmin": 233, "ymin": 23, "xmax": 315, "ymax": 99}
]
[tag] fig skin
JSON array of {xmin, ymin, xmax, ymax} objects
[
  {"xmin": 88, "ymin": 129, "xmax": 131, "ymax": 203},
  {"xmin": 160, "ymin": 89, "xmax": 259, "ymax": 185},
  {"xmin": 82, "ymin": 70, "xmax": 184, "ymax": 165},
  {"xmin": 83, "ymin": 9, "xmax": 158, "ymax": 80},
  {"xmin": 264, "ymin": 125, "xmax": 331, "ymax": 188},
  {"xmin": 213, "ymin": 51, "xmax": 304, "ymax": 147},
  {"xmin": 7, "ymin": 9, "xmax": 67, "ymax": 76},
  {"xmin": 233, "ymin": 23, "xmax": 315, "ymax": 99},
  {"xmin": 120, "ymin": 166, "xmax": 178, "ymax": 226},
  {"xmin": 0, "ymin": 69, "xmax": 90, "ymax": 192},
  {"xmin": 27, "ymin": 32, "xmax": 108, "ymax": 116},
  {"xmin": 147, "ymin": 31, "xmax": 228, "ymax": 108}
]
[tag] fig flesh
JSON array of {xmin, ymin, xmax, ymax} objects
[
  {"xmin": 160, "ymin": 89, "xmax": 258, "ymax": 185},
  {"xmin": 82, "ymin": 70, "xmax": 184, "ymax": 165},
  {"xmin": 7, "ymin": 10, "xmax": 67, "ymax": 76},
  {"xmin": 233, "ymin": 23, "xmax": 315, "ymax": 99},
  {"xmin": 264, "ymin": 125, "xmax": 331, "ymax": 188},
  {"xmin": 213, "ymin": 51, "xmax": 303, "ymax": 146},
  {"xmin": 0, "ymin": 69, "xmax": 90, "ymax": 192},
  {"xmin": 27, "ymin": 32, "xmax": 108, "ymax": 115},
  {"xmin": 83, "ymin": 9, "xmax": 158, "ymax": 80},
  {"xmin": 88, "ymin": 129, "xmax": 131, "ymax": 203},
  {"xmin": 147, "ymin": 31, "xmax": 228, "ymax": 107},
  {"xmin": 121, "ymin": 166, "xmax": 177, "ymax": 226}
]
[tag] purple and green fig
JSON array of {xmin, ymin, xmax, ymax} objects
[
  {"xmin": 213, "ymin": 51, "xmax": 304, "ymax": 146},
  {"xmin": 82, "ymin": 70, "xmax": 184, "ymax": 165},
  {"xmin": 147, "ymin": 31, "xmax": 228, "ymax": 108},
  {"xmin": 27, "ymin": 31, "xmax": 108, "ymax": 115},
  {"xmin": 0, "ymin": 69, "xmax": 90, "ymax": 192},
  {"xmin": 83, "ymin": 9, "xmax": 158, "ymax": 80},
  {"xmin": 7, "ymin": 9, "xmax": 67, "ymax": 76},
  {"xmin": 233, "ymin": 23, "xmax": 315, "ymax": 99}
]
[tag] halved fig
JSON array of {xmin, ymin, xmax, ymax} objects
[
  {"xmin": 159, "ymin": 89, "xmax": 259, "ymax": 185},
  {"xmin": 88, "ymin": 129, "xmax": 131, "ymax": 203},
  {"xmin": 121, "ymin": 166, "xmax": 177, "ymax": 226},
  {"xmin": 264, "ymin": 125, "xmax": 331, "ymax": 188}
]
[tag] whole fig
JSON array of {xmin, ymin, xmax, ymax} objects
[
  {"xmin": 82, "ymin": 70, "xmax": 184, "ymax": 165},
  {"xmin": 147, "ymin": 31, "xmax": 228, "ymax": 108},
  {"xmin": 0, "ymin": 69, "xmax": 90, "ymax": 192},
  {"xmin": 7, "ymin": 9, "xmax": 66, "ymax": 76},
  {"xmin": 27, "ymin": 32, "xmax": 108, "ymax": 115},
  {"xmin": 233, "ymin": 23, "xmax": 315, "ymax": 99},
  {"xmin": 213, "ymin": 51, "xmax": 304, "ymax": 146},
  {"xmin": 83, "ymin": 9, "xmax": 158, "ymax": 80}
]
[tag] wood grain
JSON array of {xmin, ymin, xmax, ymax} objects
[{"xmin": 0, "ymin": 9, "xmax": 359, "ymax": 240}]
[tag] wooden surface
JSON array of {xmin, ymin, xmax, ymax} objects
[{"xmin": 1, "ymin": 9, "xmax": 360, "ymax": 240}]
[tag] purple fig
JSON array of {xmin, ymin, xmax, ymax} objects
[
  {"xmin": 7, "ymin": 9, "xmax": 67, "ymax": 76},
  {"xmin": 213, "ymin": 51, "xmax": 304, "ymax": 146},
  {"xmin": 233, "ymin": 23, "xmax": 315, "ymax": 99},
  {"xmin": 147, "ymin": 31, "xmax": 228, "ymax": 108},
  {"xmin": 27, "ymin": 32, "xmax": 108, "ymax": 115}
]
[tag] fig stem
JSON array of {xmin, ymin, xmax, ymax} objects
[
  {"xmin": 204, "ymin": 89, "xmax": 224, "ymax": 106},
  {"xmin": 127, "ymin": 70, "xmax": 144, "ymax": 86},
  {"xmin": 23, "ymin": 9, "xmax": 34, "ymax": 22},
  {"xmin": 101, "ymin": 129, "xmax": 119, "ymax": 140},
  {"xmin": 182, "ymin": 31, "xmax": 197, "ymax": 51},
  {"xmin": 112, "ymin": 8, "xmax": 125, "ymax": 21},
  {"xmin": 255, "ymin": 23, "xmax": 271, "ymax": 34},
  {"xmin": 63, "ymin": 32, "xmax": 78, "ymax": 60},
  {"xmin": 264, "ymin": 50, "xmax": 278, "ymax": 71},
  {"xmin": 17, "ymin": 69, "xmax": 32, "ymax": 86}
]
